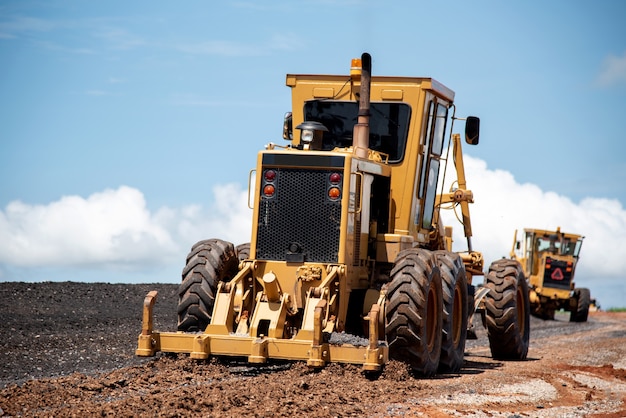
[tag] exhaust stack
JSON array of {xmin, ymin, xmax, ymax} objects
[{"xmin": 353, "ymin": 52, "xmax": 371, "ymax": 159}]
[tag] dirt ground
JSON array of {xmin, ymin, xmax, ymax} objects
[{"xmin": 1, "ymin": 281, "xmax": 625, "ymax": 417}]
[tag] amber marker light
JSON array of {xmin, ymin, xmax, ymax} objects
[
  {"xmin": 264, "ymin": 184, "xmax": 275, "ymax": 197},
  {"xmin": 328, "ymin": 187, "xmax": 341, "ymax": 200}
]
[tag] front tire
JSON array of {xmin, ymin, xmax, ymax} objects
[
  {"xmin": 484, "ymin": 259, "xmax": 530, "ymax": 360},
  {"xmin": 235, "ymin": 242, "xmax": 250, "ymax": 261},
  {"xmin": 434, "ymin": 251, "xmax": 468, "ymax": 373},
  {"xmin": 177, "ymin": 239, "xmax": 238, "ymax": 332},
  {"xmin": 386, "ymin": 248, "xmax": 443, "ymax": 376}
]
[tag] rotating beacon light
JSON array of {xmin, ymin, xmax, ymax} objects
[{"xmin": 350, "ymin": 58, "xmax": 362, "ymax": 79}]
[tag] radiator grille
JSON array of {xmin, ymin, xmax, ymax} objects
[{"xmin": 256, "ymin": 168, "xmax": 342, "ymax": 263}]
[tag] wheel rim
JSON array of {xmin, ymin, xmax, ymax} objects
[
  {"xmin": 516, "ymin": 283, "xmax": 526, "ymax": 337},
  {"xmin": 427, "ymin": 284, "xmax": 437, "ymax": 351},
  {"xmin": 452, "ymin": 284, "xmax": 462, "ymax": 345}
]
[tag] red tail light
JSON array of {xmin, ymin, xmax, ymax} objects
[{"xmin": 264, "ymin": 170, "xmax": 276, "ymax": 182}]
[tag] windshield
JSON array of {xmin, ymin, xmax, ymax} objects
[
  {"xmin": 304, "ymin": 100, "xmax": 411, "ymax": 163},
  {"xmin": 535, "ymin": 236, "xmax": 583, "ymax": 258},
  {"xmin": 562, "ymin": 238, "xmax": 583, "ymax": 257}
]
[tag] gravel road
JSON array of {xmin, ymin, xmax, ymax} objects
[{"xmin": 1, "ymin": 281, "xmax": 625, "ymax": 417}]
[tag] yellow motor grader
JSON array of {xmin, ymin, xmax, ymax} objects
[
  {"xmin": 510, "ymin": 227, "xmax": 588, "ymax": 321},
  {"xmin": 137, "ymin": 53, "xmax": 530, "ymax": 375}
]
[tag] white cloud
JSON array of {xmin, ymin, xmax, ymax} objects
[
  {"xmin": 595, "ymin": 51, "xmax": 626, "ymax": 87},
  {"xmin": 173, "ymin": 183, "xmax": 253, "ymax": 248},
  {"xmin": 0, "ymin": 184, "xmax": 252, "ymax": 271},
  {"xmin": 174, "ymin": 34, "xmax": 302, "ymax": 57},
  {"xmin": 0, "ymin": 186, "xmax": 178, "ymax": 269},
  {"xmin": 93, "ymin": 27, "xmax": 146, "ymax": 51},
  {"xmin": 0, "ymin": 16, "xmax": 57, "ymax": 35},
  {"xmin": 85, "ymin": 89, "xmax": 115, "ymax": 97},
  {"xmin": 175, "ymin": 40, "xmax": 265, "ymax": 57},
  {"xmin": 1, "ymin": 161, "xmax": 625, "ymax": 306}
]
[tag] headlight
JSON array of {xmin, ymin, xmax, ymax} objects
[
  {"xmin": 295, "ymin": 121, "xmax": 328, "ymax": 149},
  {"xmin": 301, "ymin": 129, "xmax": 314, "ymax": 143}
]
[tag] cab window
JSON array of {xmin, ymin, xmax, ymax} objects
[{"xmin": 304, "ymin": 100, "xmax": 411, "ymax": 163}]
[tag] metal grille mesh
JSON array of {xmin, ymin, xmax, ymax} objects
[{"xmin": 256, "ymin": 168, "xmax": 342, "ymax": 263}]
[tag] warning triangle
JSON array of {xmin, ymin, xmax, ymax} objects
[{"xmin": 551, "ymin": 268, "xmax": 564, "ymax": 281}]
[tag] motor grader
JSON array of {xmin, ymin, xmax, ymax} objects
[
  {"xmin": 137, "ymin": 53, "xmax": 530, "ymax": 375},
  {"xmin": 510, "ymin": 227, "xmax": 589, "ymax": 322}
]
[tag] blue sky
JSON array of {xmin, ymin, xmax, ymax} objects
[{"xmin": 1, "ymin": 1, "xmax": 625, "ymax": 308}]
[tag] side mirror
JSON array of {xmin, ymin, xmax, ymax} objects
[
  {"xmin": 465, "ymin": 116, "xmax": 480, "ymax": 145},
  {"xmin": 282, "ymin": 112, "xmax": 293, "ymax": 141}
]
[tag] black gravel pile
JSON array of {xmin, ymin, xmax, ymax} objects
[{"xmin": 0, "ymin": 281, "xmax": 178, "ymax": 388}]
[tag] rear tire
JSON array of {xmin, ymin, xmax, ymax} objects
[
  {"xmin": 177, "ymin": 239, "xmax": 238, "ymax": 332},
  {"xmin": 484, "ymin": 259, "xmax": 530, "ymax": 360},
  {"xmin": 530, "ymin": 306, "xmax": 555, "ymax": 321},
  {"xmin": 570, "ymin": 287, "xmax": 590, "ymax": 322},
  {"xmin": 386, "ymin": 248, "xmax": 443, "ymax": 376},
  {"xmin": 531, "ymin": 304, "xmax": 555, "ymax": 321},
  {"xmin": 434, "ymin": 251, "xmax": 468, "ymax": 373}
]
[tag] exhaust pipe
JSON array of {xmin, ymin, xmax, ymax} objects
[{"xmin": 353, "ymin": 52, "xmax": 371, "ymax": 159}]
